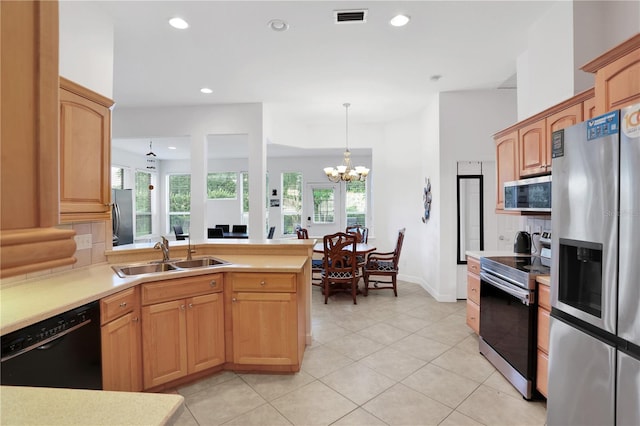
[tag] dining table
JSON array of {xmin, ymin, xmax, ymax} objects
[{"xmin": 313, "ymin": 242, "xmax": 377, "ymax": 256}]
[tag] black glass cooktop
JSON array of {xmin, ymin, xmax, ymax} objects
[{"xmin": 486, "ymin": 256, "xmax": 550, "ymax": 275}]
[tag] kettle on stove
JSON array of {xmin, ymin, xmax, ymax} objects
[{"xmin": 514, "ymin": 231, "xmax": 532, "ymax": 254}]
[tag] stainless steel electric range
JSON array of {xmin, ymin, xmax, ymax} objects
[{"xmin": 479, "ymin": 254, "xmax": 550, "ymax": 399}]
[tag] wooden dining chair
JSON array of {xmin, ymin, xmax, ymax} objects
[
  {"xmin": 215, "ymin": 224, "xmax": 230, "ymax": 233},
  {"xmin": 346, "ymin": 224, "xmax": 368, "ymax": 243},
  {"xmin": 296, "ymin": 227, "xmax": 322, "ymax": 286},
  {"xmin": 321, "ymin": 232, "xmax": 360, "ymax": 304},
  {"xmin": 267, "ymin": 226, "xmax": 276, "ymax": 239},
  {"xmin": 363, "ymin": 228, "xmax": 406, "ymax": 297}
]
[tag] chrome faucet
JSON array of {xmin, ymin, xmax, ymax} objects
[{"xmin": 153, "ymin": 236, "xmax": 170, "ymax": 262}]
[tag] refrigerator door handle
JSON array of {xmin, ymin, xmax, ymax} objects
[{"xmin": 113, "ymin": 203, "xmax": 120, "ymax": 236}]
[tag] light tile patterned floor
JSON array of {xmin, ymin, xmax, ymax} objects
[{"xmin": 171, "ymin": 281, "xmax": 547, "ymax": 425}]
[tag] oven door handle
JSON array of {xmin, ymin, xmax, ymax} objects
[{"xmin": 480, "ymin": 271, "xmax": 531, "ymax": 305}]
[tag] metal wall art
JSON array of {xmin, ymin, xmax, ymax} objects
[{"xmin": 422, "ymin": 178, "xmax": 432, "ymax": 223}]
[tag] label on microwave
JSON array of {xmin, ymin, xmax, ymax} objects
[
  {"xmin": 551, "ymin": 129, "xmax": 564, "ymax": 158},
  {"xmin": 587, "ymin": 110, "xmax": 619, "ymax": 141}
]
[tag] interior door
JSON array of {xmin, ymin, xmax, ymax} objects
[{"xmin": 304, "ymin": 183, "xmax": 342, "ymax": 237}]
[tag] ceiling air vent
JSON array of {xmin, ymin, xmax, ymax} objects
[{"xmin": 334, "ymin": 9, "xmax": 368, "ymax": 24}]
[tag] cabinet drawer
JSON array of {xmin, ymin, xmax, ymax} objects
[
  {"xmin": 231, "ymin": 273, "xmax": 296, "ymax": 292},
  {"xmin": 101, "ymin": 287, "xmax": 138, "ymax": 325},
  {"xmin": 467, "ymin": 257, "xmax": 480, "ymax": 275},
  {"xmin": 467, "ymin": 272, "xmax": 480, "ymax": 305},
  {"xmin": 466, "ymin": 300, "xmax": 479, "ymax": 334},
  {"xmin": 537, "ymin": 307, "xmax": 550, "ymax": 353},
  {"xmin": 142, "ymin": 273, "xmax": 223, "ymax": 305},
  {"xmin": 536, "ymin": 349, "xmax": 549, "ymax": 398},
  {"xmin": 538, "ymin": 283, "xmax": 551, "ymax": 311}
]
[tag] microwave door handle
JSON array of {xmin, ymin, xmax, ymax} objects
[{"xmin": 480, "ymin": 272, "xmax": 531, "ymax": 305}]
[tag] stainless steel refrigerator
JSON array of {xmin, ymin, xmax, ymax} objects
[
  {"xmin": 547, "ymin": 104, "xmax": 640, "ymax": 425},
  {"xmin": 112, "ymin": 189, "xmax": 133, "ymax": 246}
]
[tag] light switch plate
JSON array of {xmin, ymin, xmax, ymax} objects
[{"xmin": 74, "ymin": 234, "xmax": 92, "ymax": 250}]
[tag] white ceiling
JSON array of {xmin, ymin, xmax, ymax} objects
[{"xmin": 102, "ymin": 0, "xmax": 556, "ymax": 159}]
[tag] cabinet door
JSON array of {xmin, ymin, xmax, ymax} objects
[
  {"xmin": 495, "ymin": 131, "xmax": 518, "ymax": 210},
  {"xmin": 583, "ymin": 96, "xmax": 597, "ymax": 120},
  {"xmin": 546, "ymin": 103, "xmax": 583, "ymax": 172},
  {"xmin": 101, "ymin": 310, "xmax": 142, "ymax": 392},
  {"xmin": 232, "ymin": 292, "xmax": 297, "ymax": 365},
  {"xmin": 186, "ymin": 293, "xmax": 225, "ymax": 373},
  {"xmin": 594, "ymin": 46, "xmax": 640, "ymax": 115},
  {"xmin": 518, "ymin": 120, "xmax": 547, "ymax": 177},
  {"xmin": 142, "ymin": 300, "xmax": 188, "ymax": 388},
  {"xmin": 466, "ymin": 300, "xmax": 479, "ymax": 335},
  {"xmin": 59, "ymin": 78, "xmax": 113, "ymax": 222}
]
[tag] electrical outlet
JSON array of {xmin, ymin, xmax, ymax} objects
[{"xmin": 74, "ymin": 234, "xmax": 92, "ymax": 250}]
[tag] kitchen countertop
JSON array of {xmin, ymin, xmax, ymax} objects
[
  {"xmin": 0, "ymin": 386, "xmax": 184, "ymax": 425},
  {"xmin": 1, "ymin": 253, "xmax": 308, "ymax": 336},
  {"xmin": 537, "ymin": 275, "xmax": 551, "ymax": 286}
]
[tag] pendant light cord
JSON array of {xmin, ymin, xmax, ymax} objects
[{"xmin": 344, "ymin": 102, "xmax": 350, "ymax": 152}]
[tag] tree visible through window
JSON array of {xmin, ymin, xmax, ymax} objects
[
  {"xmin": 111, "ymin": 166, "xmax": 124, "ymax": 190},
  {"xmin": 346, "ymin": 180, "xmax": 366, "ymax": 227},
  {"xmin": 135, "ymin": 171, "xmax": 152, "ymax": 236},
  {"xmin": 169, "ymin": 174, "xmax": 191, "ymax": 233},
  {"xmin": 282, "ymin": 172, "xmax": 302, "ymax": 234},
  {"xmin": 313, "ymin": 188, "xmax": 335, "ymax": 223},
  {"xmin": 207, "ymin": 172, "xmax": 237, "ymax": 199}
]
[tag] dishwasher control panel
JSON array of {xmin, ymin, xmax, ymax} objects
[{"xmin": 1, "ymin": 303, "xmax": 94, "ymax": 360}]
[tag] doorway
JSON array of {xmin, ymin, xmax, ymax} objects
[{"xmin": 304, "ymin": 183, "xmax": 342, "ymax": 237}]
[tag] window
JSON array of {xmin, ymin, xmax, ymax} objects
[
  {"xmin": 346, "ymin": 180, "xmax": 366, "ymax": 227},
  {"xmin": 111, "ymin": 166, "xmax": 124, "ymax": 190},
  {"xmin": 282, "ymin": 172, "xmax": 302, "ymax": 234},
  {"xmin": 168, "ymin": 174, "xmax": 191, "ymax": 233},
  {"xmin": 207, "ymin": 172, "xmax": 237, "ymax": 199},
  {"xmin": 312, "ymin": 187, "xmax": 335, "ymax": 223},
  {"xmin": 241, "ymin": 172, "xmax": 249, "ymax": 225},
  {"xmin": 135, "ymin": 171, "xmax": 152, "ymax": 237}
]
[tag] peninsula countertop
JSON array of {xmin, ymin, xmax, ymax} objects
[
  {"xmin": 0, "ymin": 385, "xmax": 184, "ymax": 425},
  {"xmin": 1, "ymin": 252, "xmax": 309, "ymax": 336}
]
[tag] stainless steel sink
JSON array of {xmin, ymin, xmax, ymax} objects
[
  {"xmin": 172, "ymin": 257, "xmax": 228, "ymax": 269},
  {"xmin": 112, "ymin": 256, "xmax": 229, "ymax": 277}
]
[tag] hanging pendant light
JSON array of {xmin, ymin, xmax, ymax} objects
[
  {"xmin": 146, "ymin": 140, "xmax": 157, "ymax": 171},
  {"xmin": 323, "ymin": 103, "xmax": 370, "ymax": 182}
]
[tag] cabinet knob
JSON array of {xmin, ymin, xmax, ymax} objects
[
  {"xmin": 188, "ymin": 303, "xmax": 193, "ymax": 309},
  {"xmin": 232, "ymin": 298, "xmax": 237, "ymax": 302},
  {"xmin": 471, "ymin": 288, "xmax": 477, "ymax": 292},
  {"xmin": 210, "ymin": 280, "xmax": 217, "ymax": 287},
  {"xmin": 132, "ymin": 317, "xmax": 139, "ymax": 322},
  {"xmin": 180, "ymin": 304, "xmax": 185, "ymax": 311},
  {"xmin": 260, "ymin": 280, "xmax": 266, "ymax": 286},
  {"xmin": 119, "ymin": 302, "xmax": 127, "ymax": 308}
]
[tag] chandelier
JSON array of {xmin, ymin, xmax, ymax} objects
[{"xmin": 324, "ymin": 103, "xmax": 370, "ymax": 182}]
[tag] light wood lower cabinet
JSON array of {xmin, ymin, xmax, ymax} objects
[
  {"xmin": 466, "ymin": 257, "xmax": 481, "ymax": 334},
  {"xmin": 141, "ymin": 274, "xmax": 224, "ymax": 389},
  {"xmin": 100, "ymin": 287, "xmax": 142, "ymax": 392},
  {"xmin": 228, "ymin": 272, "xmax": 302, "ymax": 370},
  {"xmin": 536, "ymin": 280, "xmax": 551, "ymax": 398}
]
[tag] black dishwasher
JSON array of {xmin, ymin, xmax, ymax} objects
[{"xmin": 1, "ymin": 301, "xmax": 102, "ymax": 389}]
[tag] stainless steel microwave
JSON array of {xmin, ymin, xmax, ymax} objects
[{"xmin": 504, "ymin": 175, "xmax": 552, "ymax": 212}]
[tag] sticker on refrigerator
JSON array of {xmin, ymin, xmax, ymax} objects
[
  {"xmin": 587, "ymin": 110, "xmax": 619, "ymax": 141},
  {"xmin": 552, "ymin": 129, "xmax": 564, "ymax": 158},
  {"xmin": 622, "ymin": 106, "xmax": 640, "ymax": 138}
]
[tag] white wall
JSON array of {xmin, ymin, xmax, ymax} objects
[{"xmin": 59, "ymin": 1, "xmax": 114, "ymax": 97}]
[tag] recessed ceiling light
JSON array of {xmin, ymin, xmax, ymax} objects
[
  {"xmin": 268, "ymin": 19, "xmax": 289, "ymax": 32},
  {"xmin": 200, "ymin": 88, "xmax": 213, "ymax": 94},
  {"xmin": 169, "ymin": 17, "xmax": 189, "ymax": 29},
  {"xmin": 168, "ymin": 146, "xmax": 177, "ymax": 150},
  {"xmin": 430, "ymin": 75, "xmax": 442, "ymax": 82},
  {"xmin": 390, "ymin": 14, "xmax": 410, "ymax": 27}
]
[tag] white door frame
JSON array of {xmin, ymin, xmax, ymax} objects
[{"xmin": 304, "ymin": 182, "xmax": 343, "ymax": 237}]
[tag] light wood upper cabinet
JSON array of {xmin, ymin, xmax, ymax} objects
[
  {"xmin": 101, "ymin": 287, "xmax": 142, "ymax": 392},
  {"xmin": 582, "ymin": 34, "xmax": 640, "ymax": 115},
  {"xmin": 495, "ymin": 131, "xmax": 518, "ymax": 210},
  {"xmin": 583, "ymin": 96, "xmax": 597, "ymax": 120},
  {"xmin": 518, "ymin": 120, "xmax": 547, "ymax": 177},
  {"xmin": 545, "ymin": 103, "xmax": 583, "ymax": 172},
  {"xmin": 0, "ymin": 0, "xmax": 76, "ymax": 278},
  {"xmin": 59, "ymin": 78, "xmax": 114, "ymax": 223}
]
